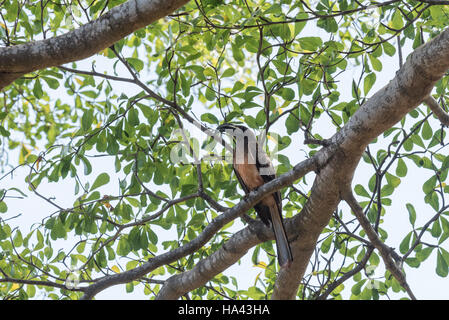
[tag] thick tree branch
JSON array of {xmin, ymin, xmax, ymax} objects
[
  {"xmin": 0, "ymin": 0, "xmax": 191, "ymax": 90},
  {"xmin": 155, "ymin": 221, "xmax": 271, "ymax": 300}
]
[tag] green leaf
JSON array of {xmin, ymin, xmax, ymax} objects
[
  {"xmin": 321, "ymin": 234, "xmax": 333, "ymax": 253},
  {"xmin": 285, "ymin": 113, "xmax": 299, "ymax": 135},
  {"xmin": 33, "ymin": 80, "xmax": 43, "ymax": 99},
  {"xmin": 80, "ymin": 156, "xmax": 92, "ymax": 175},
  {"xmin": 422, "ymin": 121, "xmax": 433, "ymax": 140},
  {"xmin": 354, "ymin": 184, "xmax": 370, "ymax": 198},
  {"xmin": 231, "ymin": 81, "xmax": 244, "ymax": 94},
  {"xmin": 117, "ymin": 236, "xmax": 131, "ymax": 256},
  {"xmin": 222, "ymin": 68, "xmax": 235, "ymax": 77},
  {"xmin": 399, "ymin": 231, "xmax": 412, "ymax": 254},
  {"xmin": 201, "ymin": 113, "xmax": 219, "ymax": 124},
  {"xmin": 91, "ymin": 173, "xmax": 110, "ymax": 191},
  {"xmin": 416, "ymin": 246, "xmax": 434, "ymax": 262},
  {"xmin": 298, "ymin": 37, "xmax": 322, "ymax": 51},
  {"xmin": 0, "ymin": 125, "xmax": 10, "ymax": 137},
  {"xmin": 147, "ymin": 228, "xmax": 158, "ymax": 245},
  {"xmin": 13, "ymin": 230, "xmax": 23, "ymax": 247},
  {"xmin": 127, "ymin": 58, "xmax": 144, "ymax": 72},
  {"xmin": 369, "ymin": 55, "xmax": 382, "ymax": 72},
  {"xmin": 281, "ymin": 88, "xmax": 295, "ymax": 101},
  {"xmin": 351, "ymin": 279, "xmax": 366, "ymax": 295},
  {"xmin": 391, "ymin": 9, "xmax": 404, "ymax": 30},
  {"xmin": 382, "ymin": 41, "xmax": 396, "ymax": 56},
  {"xmin": 385, "ymin": 172, "xmax": 401, "ymax": 188},
  {"xmin": 294, "ymin": 13, "xmax": 308, "ymax": 36},
  {"xmin": 405, "ymin": 203, "xmax": 416, "ymax": 226},
  {"xmin": 436, "ymin": 249, "xmax": 449, "ymax": 277},
  {"xmin": 396, "ymin": 158, "xmax": 407, "ymax": 177},
  {"xmin": 422, "ymin": 175, "xmax": 437, "ymax": 195},
  {"xmin": 442, "ymin": 156, "xmax": 449, "ymax": 171},
  {"xmin": 363, "ymin": 73, "xmax": 376, "ymax": 95},
  {"xmin": 128, "ymin": 108, "xmax": 140, "ymax": 126},
  {"xmin": 82, "ymin": 109, "xmax": 94, "ymax": 132},
  {"xmin": 431, "ymin": 219, "xmax": 442, "ymax": 238},
  {"xmin": 0, "ymin": 201, "xmax": 7, "ymax": 213}
]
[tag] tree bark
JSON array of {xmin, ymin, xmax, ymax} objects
[{"xmin": 0, "ymin": 0, "xmax": 190, "ymax": 90}]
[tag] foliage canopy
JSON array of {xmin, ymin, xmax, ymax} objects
[{"xmin": 1, "ymin": 0, "xmax": 449, "ymax": 299}]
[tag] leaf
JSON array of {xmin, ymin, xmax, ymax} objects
[
  {"xmin": 82, "ymin": 109, "xmax": 94, "ymax": 132},
  {"xmin": 128, "ymin": 108, "xmax": 140, "ymax": 126},
  {"xmin": 298, "ymin": 37, "xmax": 322, "ymax": 51},
  {"xmin": 369, "ymin": 55, "xmax": 382, "ymax": 72},
  {"xmin": 354, "ymin": 184, "xmax": 370, "ymax": 198},
  {"xmin": 147, "ymin": 228, "xmax": 158, "ymax": 245},
  {"xmin": 416, "ymin": 246, "xmax": 434, "ymax": 262},
  {"xmin": 231, "ymin": 81, "xmax": 244, "ymax": 94},
  {"xmin": 391, "ymin": 9, "xmax": 404, "ymax": 30},
  {"xmin": 363, "ymin": 72, "xmax": 376, "ymax": 95},
  {"xmin": 399, "ymin": 231, "xmax": 412, "ymax": 254},
  {"xmin": 126, "ymin": 58, "xmax": 144, "ymax": 72},
  {"xmin": 0, "ymin": 125, "xmax": 10, "ymax": 137},
  {"xmin": 442, "ymin": 156, "xmax": 449, "ymax": 171},
  {"xmin": 440, "ymin": 217, "xmax": 449, "ymax": 244},
  {"xmin": 285, "ymin": 113, "xmax": 299, "ymax": 135},
  {"xmin": 385, "ymin": 172, "xmax": 401, "ymax": 188},
  {"xmin": 281, "ymin": 88, "xmax": 295, "ymax": 101},
  {"xmin": 396, "ymin": 158, "xmax": 407, "ymax": 177},
  {"xmin": 33, "ymin": 80, "xmax": 43, "ymax": 99},
  {"xmin": 351, "ymin": 279, "xmax": 366, "ymax": 295},
  {"xmin": 80, "ymin": 156, "xmax": 92, "ymax": 175},
  {"xmin": 111, "ymin": 265, "xmax": 120, "ymax": 273},
  {"xmin": 201, "ymin": 113, "xmax": 219, "ymax": 124},
  {"xmin": 431, "ymin": 219, "xmax": 442, "ymax": 238},
  {"xmin": 294, "ymin": 13, "xmax": 308, "ymax": 36},
  {"xmin": 222, "ymin": 68, "xmax": 235, "ymax": 77},
  {"xmin": 382, "ymin": 41, "xmax": 396, "ymax": 56},
  {"xmin": 422, "ymin": 175, "xmax": 437, "ymax": 195},
  {"xmin": 405, "ymin": 203, "xmax": 416, "ymax": 226},
  {"xmin": 91, "ymin": 173, "xmax": 110, "ymax": 191},
  {"xmin": 321, "ymin": 234, "xmax": 333, "ymax": 253},
  {"xmin": 0, "ymin": 201, "xmax": 7, "ymax": 213},
  {"xmin": 117, "ymin": 236, "xmax": 131, "ymax": 256},
  {"xmin": 436, "ymin": 249, "xmax": 449, "ymax": 277},
  {"xmin": 422, "ymin": 121, "xmax": 433, "ymax": 140}
]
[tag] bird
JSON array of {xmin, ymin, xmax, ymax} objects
[{"xmin": 217, "ymin": 123, "xmax": 293, "ymax": 268}]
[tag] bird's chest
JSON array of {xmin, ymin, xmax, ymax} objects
[{"xmin": 234, "ymin": 160, "xmax": 264, "ymax": 190}]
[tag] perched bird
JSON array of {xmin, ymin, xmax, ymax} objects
[{"xmin": 217, "ymin": 123, "xmax": 293, "ymax": 268}]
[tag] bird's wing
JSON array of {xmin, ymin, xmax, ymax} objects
[
  {"xmin": 233, "ymin": 167, "xmax": 250, "ymax": 195},
  {"xmin": 255, "ymin": 146, "xmax": 282, "ymax": 213}
]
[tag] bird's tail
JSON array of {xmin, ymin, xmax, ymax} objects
[{"xmin": 269, "ymin": 205, "xmax": 293, "ymax": 268}]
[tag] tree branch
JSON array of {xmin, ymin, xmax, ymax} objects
[
  {"xmin": 0, "ymin": 0, "xmax": 191, "ymax": 90},
  {"xmin": 342, "ymin": 190, "xmax": 416, "ymax": 300},
  {"xmin": 155, "ymin": 220, "xmax": 271, "ymax": 299},
  {"xmin": 423, "ymin": 95, "xmax": 449, "ymax": 126}
]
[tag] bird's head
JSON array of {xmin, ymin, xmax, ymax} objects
[
  {"xmin": 217, "ymin": 123, "xmax": 249, "ymax": 134},
  {"xmin": 217, "ymin": 123, "xmax": 257, "ymax": 148}
]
